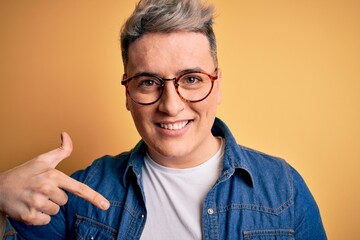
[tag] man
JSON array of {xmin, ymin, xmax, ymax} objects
[{"xmin": 0, "ymin": 0, "xmax": 327, "ymax": 239}]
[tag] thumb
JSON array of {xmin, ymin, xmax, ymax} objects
[
  {"xmin": 59, "ymin": 132, "xmax": 73, "ymax": 154},
  {"xmin": 41, "ymin": 132, "xmax": 73, "ymax": 168}
]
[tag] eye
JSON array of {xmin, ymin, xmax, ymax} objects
[
  {"xmin": 135, "ymin": 77, "xmax": 161, "ymax": 88},
  {"xmin": 180, "ymin": 74, "xmax": 202, "ymax": 85},
  {"xmin": 139, "ymin": 79, "xmax": 158, "ymax": 87}
]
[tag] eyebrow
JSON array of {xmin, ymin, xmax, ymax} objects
[
  {"xmin": 176, "ymin": 67, "xmax": 206, "ymax": 75},
  {"xmin": 131, "ymin": 67, "xmax": 207, "ymax": 78}
]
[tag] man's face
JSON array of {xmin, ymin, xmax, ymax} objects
[{"xmin": 125, "ymin": 32, "xmax": 222, "ymax": 168}]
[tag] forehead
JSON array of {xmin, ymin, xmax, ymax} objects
[{"xmin": 126, "ymin": 32, "xmax": 215, "ymax": 76}]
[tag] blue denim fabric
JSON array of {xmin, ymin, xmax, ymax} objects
[{"xmin": 5, "ymin": 118, "xmax": 326, "ymax": 239}]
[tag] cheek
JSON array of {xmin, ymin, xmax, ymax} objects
[
  {"xmin": 129, "ymin": 108, "xmax": 147, "ymax": 136},
  {"xmin": 217, "ymin": 86, "xmax": 222, "ymax": 104},
  {"xmin": 128, "ymin": 104, "xmax": 153, "ymax": 129},
  {"xmin": 192, "ymin": 96, "xmax": 219, "ymax": 119},
  {"xmin": 129, "ymin": 107, "xmax": 143, "ymax": 122},
  {"xmin": 212, "ymin": 81, "xmax": 222, "ymax": 105},
  {"xmin": 206, "ymin": 87, "xmax": 221, "ymax": 111}
]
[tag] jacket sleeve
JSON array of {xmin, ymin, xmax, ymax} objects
[
  {"xmin": 2, "ymin": 217, "xmax": 16, "ymax": 240},
  {"xmin": 6, "ymin": 205, "xmax": 67, "ymax": 240},
  {"xmin": 291, "ymin": 167, "xmax": 327, "ymax": 239}
]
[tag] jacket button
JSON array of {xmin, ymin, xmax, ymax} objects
[{"xmin": 207, "ymin": 208, "xmax": 214, "ymax": 215}]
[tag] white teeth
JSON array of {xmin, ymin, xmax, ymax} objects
[{"xmin": 160, "ymin": 121, "xmax": 188, "ymax": 130}]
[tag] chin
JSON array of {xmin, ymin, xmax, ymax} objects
[{"xmin": 149, "ymin": 143, "xmax": 191, "ymax": 159}]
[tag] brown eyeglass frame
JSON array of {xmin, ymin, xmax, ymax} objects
[{"xmin": 121, "ymin": 70, "xmax": 218, "ymax": 105}]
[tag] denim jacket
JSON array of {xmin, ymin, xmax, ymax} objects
[{"xmin": 5, "ymin": 118, "xmax": 327, "ymax": 239}]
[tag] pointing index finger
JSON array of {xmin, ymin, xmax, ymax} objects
[{"xmin": 57, "ymin": 171, "xmax": 110, "ymax": 210}]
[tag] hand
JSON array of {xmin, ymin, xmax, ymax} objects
[{"xmin": 0, "ymin": 132, "xmax": 110, "ymax": 225}]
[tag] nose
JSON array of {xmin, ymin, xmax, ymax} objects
[{"xmin": 158, "ymin": 81, "xmax": 185, "ymax": 116}]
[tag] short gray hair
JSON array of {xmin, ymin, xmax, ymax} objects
[{"xmin": 120, "ymin": 0, "xmax": 218, "ymax": 70}]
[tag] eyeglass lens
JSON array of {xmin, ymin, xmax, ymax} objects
[{"xmin": 127, "ymin": 72, "xmax": 215, "ymax": 104}]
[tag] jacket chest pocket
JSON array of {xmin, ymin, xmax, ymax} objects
[
  {"xmin": 75, "ymin": 215, "xmax": 117, "ymax": 240},
  {"xmin": 243, "ymin": 229, "xmax": 295, "ymax": 240}
]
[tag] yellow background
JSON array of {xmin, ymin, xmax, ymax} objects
[{"xmin": 1, "ymin": 0, "xmax": 359, "ymax": 238}]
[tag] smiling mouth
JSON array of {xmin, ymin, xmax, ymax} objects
[{"xmin": 159, "ymin": 120, "xmax": 190, "ymax": 130}]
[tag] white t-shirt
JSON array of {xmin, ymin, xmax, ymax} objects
[{"xmin": 140, "ymin": 138, "xmax": 224, "ymax": 240}]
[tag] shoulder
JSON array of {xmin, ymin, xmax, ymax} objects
[
  {"xmin": 234, "ymin": 145, "xmax": 322, "ymax": 217},
  {"xmin": 238, "ymin": 145, "xmax": 310, "ymax": 195},
  {"xmin": 236, "ymin": 145, "xmax": 293, "ymax": 185},
  {"xmin": 232, "ymin": 145, "xmax": 295, "ymax": 213}
]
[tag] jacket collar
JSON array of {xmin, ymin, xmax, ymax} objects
[{"xmin": 212, "ymin": 118, "xmax": 254, "ymax": 187}]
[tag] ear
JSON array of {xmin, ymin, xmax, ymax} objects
[
  {"xmin": 123, "ymin": 74, "xmax": 131, "ymax": 111},
  {"xmin": 216, "ymin": 68, "xmax": 222, "ymax": 104}
]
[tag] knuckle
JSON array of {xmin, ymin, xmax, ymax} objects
[
  {"xmin": 51, "ymin": 205, "xmax": 60, "ymax": 215},
  {"xmin": 33, "ymin": 215, "xmax": 51, "ymax": 226},
  {"xmin": 58, "ymin": 194, "xmax": 69, "ymax": 206},
  {"xmin": 21, "ymin": 210, "xmax": 51, "ymax": 226},
  {"xmin": 38, "ymin": 216, "xmax": 51, "ymax": 225},
  {"xmin": 44, "ymin": 169, "xmax": 59, "ymax": 180},
  {"xmin": 34, "ymin": 154, "xmax": 50, "ymax": 165},
  {"xmin": 62, "ymin": 148, "xmax": 71, "ymax": 158},
  {"xmin": 43, "ymin": 216, "xmax": 51, "ymax": 225},
  {"xmin": 19, "ymin": 213, "xmax": 28, "ymax": 223},
  {"xmin": 29, "ymin": 196, "xmax": 46, "ymax": 210},
  {"xmin": 92, "ymin": 193, "xmax": 101, "ymax": 204},
  {"xmin": 33, "ymin": 154, "xmax": 44, "ymax": 162},
  {"xmin": 74, "ymin": 183, "xmax": 89, "ymax": 197},
  {"xmin": 43, "ymin": 204, "xmax": 60, "ymax": 216},
  {"xmin": 38, "ymin": 183, "xmax": 54, "ymax": 195},
  {"xmin": 20, "ymin": 211, "xmax": 36, "ymax": 224}
]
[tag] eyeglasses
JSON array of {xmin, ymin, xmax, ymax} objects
[{"xmin": 121, "ymin": 70, "xmax": 218, "ymax": 105}]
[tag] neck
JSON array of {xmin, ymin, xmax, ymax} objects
[{"xmin": 147, "ymin": 135, "xmax": 222, "ymax": 169}]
